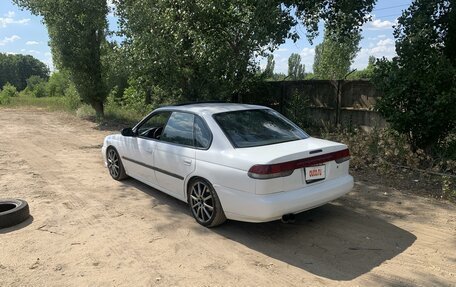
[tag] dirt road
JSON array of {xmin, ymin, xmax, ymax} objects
[{"xmin": 0, "ymin": 108, "xmax": 455, "ymax": 287}]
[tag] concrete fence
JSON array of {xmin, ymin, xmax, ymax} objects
[{"xmin": 241, "ymin": 79, "xmax": 386, "ymax": 129}]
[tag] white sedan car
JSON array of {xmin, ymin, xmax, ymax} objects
[{"xmin": 102, "ymin": 103, "xmax": 353, "ymax": 227}]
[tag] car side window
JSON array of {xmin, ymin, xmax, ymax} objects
[
  {"xmin": 136, "ymin": 112, "xmax": 171, "ymax": 139},
  {"xmin": 194, "ymin": 116, "xmax": 211, "ymax": 149},
  {"xmin": 161, "ymin": 112, "xmax": 195, "ymax": 146}
]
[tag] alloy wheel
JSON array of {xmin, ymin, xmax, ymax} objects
[
  {"xmin": 189, "ymin": 181, "xmax": 214, "ymax": 224},
  {"xmin": 107, "ymin": 149, "xmax": 120, "ymax": 178}
]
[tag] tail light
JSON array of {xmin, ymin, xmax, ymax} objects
[{"xmin": 248, "ymin": 148, "xmax": 350, "ymax": 179}]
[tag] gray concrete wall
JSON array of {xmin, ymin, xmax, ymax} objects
[{"xmin": 242, "ymin": 79, "xmax": 386, "ymax": 130}]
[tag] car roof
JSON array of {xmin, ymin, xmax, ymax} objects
[{"xmin": 155, "ymin": 103, "xmax": 269, "ymax": 116}]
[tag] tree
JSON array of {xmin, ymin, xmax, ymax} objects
[
  {"xmin": 263, "ymin": 55, "xmax": 275, "ymax": 79},
  {"xmin": 374, "ymin": 0, "xmax": 455, "ymax": 151},
  {"xmin": 46, "ymin": 70, "xmax": 71, "ymax": 97},
  {"xmin": 13, "ymin": 0, "xmax": 109, "ymax": 116},
  {"xmin": 347, "ymin": 56, "xmax": 376, "ymax": 79},
  {"xmin": 115, "ymin": 1, "xmax": 296, "ymax": 102},
  {"xmin": 101, "ymin": 42, "xmax": 130, "ymax": 103},
  {"xmin": 0, "ymin": 53, "xmax": 49, "ymax": 90},
  {"xmin": 287, "ymin": 53, "xmax": 305, "ymax": 80},
  {"xmin": 115, "ymin": 0, "xmax": 375, "ymax": 103},
  {"xmin": 313, "ymin": 29, "xmax": 361, "ymax": 79}
]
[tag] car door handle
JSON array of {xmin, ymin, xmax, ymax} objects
[
  {"xmin": 183, "ymin": 159, "xmax": 192, "ymax": 166},
  {"xmin": 145, "ymin": 148, "xmax": 153, "ymax": 154}
]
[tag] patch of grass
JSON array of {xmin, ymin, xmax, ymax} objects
[
  {"xmin": 5, "ymin": 95, "xmax": 78, "ymax": 112},
  {"xmin": 1, "ymin": 94, "xmax": 147, "ymax": 128}
]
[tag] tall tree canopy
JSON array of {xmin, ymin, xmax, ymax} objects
[
  {"xmin": 313, "ymin": 29, "xmax": 361, "ymax": 79},
  {"xmin": 115, "ymin": 0, "xmax": 376, "ymax": 102},
  {"xmin": 13, "ymin": 0, "xmax": 109, "ymax": 116},
  {"xmin": 374, "ymin": 0, "xmax": 455, "ymax": 151},
  {"xmin": 0, "ymin": 53, "xmax": 49, "ymax": 90},
  {"xmin": 13, "ymin": 0, "xmax": 376, "ymax": 107},
  {"xmin": 288, "ymin": 53, "xmax": 305, "ymax": 80},
  {"xmin": 115, "ymin": 1, "xmax": 296, "ymax": 101}
]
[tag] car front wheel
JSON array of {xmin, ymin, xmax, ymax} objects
[
  {"xmin": 188, "ymin": 178, "xmax": 226, "ymax": 227},
  {"xmin": 107, "ymin": 147, "xmax": 128, "ymax": 181}
]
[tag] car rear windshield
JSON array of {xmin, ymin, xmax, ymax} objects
[{"xmin": 213, "ymin": 109, "xmax": 308, "ymax": 148}]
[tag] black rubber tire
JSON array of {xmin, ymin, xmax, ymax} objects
[
  {"xmin": 0, "ymin": 199, "xmax": 30, "ymax": 228},
  {"xmin": 107, "ymin": 147, "xmax": 128, "ymax": 181},
  {"xmin": 188, "ymin": 178, "xmax": 226, "ymax": 228}
]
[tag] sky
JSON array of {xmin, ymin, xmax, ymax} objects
[{"xmin": 0, "ymin": 0, "xmax": 412, "ymax": 73}]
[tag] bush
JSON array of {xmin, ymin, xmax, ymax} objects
[
  {"xmin": 374, "ymin": 56, "xmax": 456, "ymax": 152},
  {"xmin": 46, "ymin": 71, "xmax": 71, "ymax": 97},
  {"xmin": 63, "ymin": 83, "xmax": 82, "ymax": 111},
  {"xmin": 26, "ymin": 76, "xmax": 47, "ymax": 98},
  {"xmin": 0, "ymin": 83, "xmax": 18, "ymax": 104}
]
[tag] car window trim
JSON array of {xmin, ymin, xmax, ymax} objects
[{"xmin": 133, "ymin": 109, "xmax": 213, "ymax": 150}]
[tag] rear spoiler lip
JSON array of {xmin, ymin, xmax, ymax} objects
[{"xmin": 248, "ymin": 148, "xmax": 350, "ymax": 179}]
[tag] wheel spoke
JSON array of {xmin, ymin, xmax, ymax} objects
[
  {"xmin": 202, "ymin": 194, "xmax": 212, "ymax": 201},
  {"xmin": 203, "ymin": 203, "xmax": 213, "ymax": 210},
  {"xmin": 197, "ymin": 183, "xmax": 203, "ymax": 197},
  {"xmin": 202, "ymin": 206, "xmax": 211, "ymax": 219},
  {"xmin": 190, "ymin": 195, "xmax": 198, "ymax": 201}
]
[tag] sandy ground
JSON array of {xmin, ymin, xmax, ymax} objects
[{"xmin": 0, "ymin": 108, "xmax": 455, "ymax": 287}]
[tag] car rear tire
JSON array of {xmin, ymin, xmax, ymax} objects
[
  {"xmin": 0, "ymin": 199, "xmax": 30, "ymax": 228},
  {"xmin": 107, "ymin": 147, "xmax": 128, "ymax": 181},
  {"xmin": 188, "ymin": 178, "xmax": 226, "ymax": 227}
]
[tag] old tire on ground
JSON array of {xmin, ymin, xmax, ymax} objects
[
  {"xmin": 188, "ymin": 178, "xmax": 226, "ymax": 228},
  {"xmin": 0, "ymin": 199, "xmax": 30, "ymax": 228}
]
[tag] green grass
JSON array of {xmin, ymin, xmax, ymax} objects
[
  {"xmin": 5, "ymin": 95, "xmax": 76, "ymax": 112},
  {"xmin": 1, "ymin": 94, "xmax": 145, "ymax": 128},
  {"xmin": 104, "ymin": 104, "xmax": 144, "ymax": 126}
]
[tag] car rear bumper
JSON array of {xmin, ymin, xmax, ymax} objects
[{"xmin": 215, "ymin": 175, "xmax": 353, "ymax": 223}]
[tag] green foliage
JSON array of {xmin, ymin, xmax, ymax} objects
[
  {"xmin": 0, "ymin": 53, "xmax": 49, "ymax": 90},
  {"xmin": 313, "ymin": 29, "xmax": 361, "ymax": 79},
  {"xmin": 115, "ymin": 0, "xmax": 375, "ymax": 103},
  {"xmin": 115, "ymin": 1, "xmax": 296, "ymax": 102},
  {"xmin": 0, "ymin": 83, "xmax": 18, "ymax": 103},
  {"xmin": 284, "ymin": 88, "xmax": 313, "ymax": 129},
  {"xmin": 304, "ymin": 73, "xmax": 316, "ymax": 80},
  {"xmin": 347, "ymin": 56, "xmax": 376, "ymax": 79},
  {"xmin": 101, "ymin": 42, "xmax": 129, "ymax": 102},
  {"xmin": 287, "ymin": 53, "xmax": 305, "ymax": 80},
  {"xmin": 26, "ymin": 75, "xmax": 47, "ymax": 98},
  {"xmin": 287, "ymin": 0, "xmax": 376, "ymax": 43},
  {"xmin": 46, "ymin": 70, "xmax": 71, "ymax": 97},
  {"xmin": 14, "ymin": 0, "xmax": 109, "ymax": 116},
  {"xmin": 374, "ymin": 0, "xmax": 456, "ymax": 151},
  {"xmin": 63, "ymin": 83, "xmax": 82, "ymax": 111}
]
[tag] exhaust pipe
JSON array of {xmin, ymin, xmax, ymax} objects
[{"xmin": 281, "ymin": 213, "xmax": 296, "ymax": 224}]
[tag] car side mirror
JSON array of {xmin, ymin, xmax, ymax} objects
[{"xmin": 121, "ymin": 127, "xmax": 135, "ymax": 137}]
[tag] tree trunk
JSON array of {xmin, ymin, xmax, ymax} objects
[
  {"xmin": 145, "ymin": 87, "xmax": 151, "ymax": 105},
  {"xmin": 91, "ymin": 100, "xmax": 104, "ymax": 118}
]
